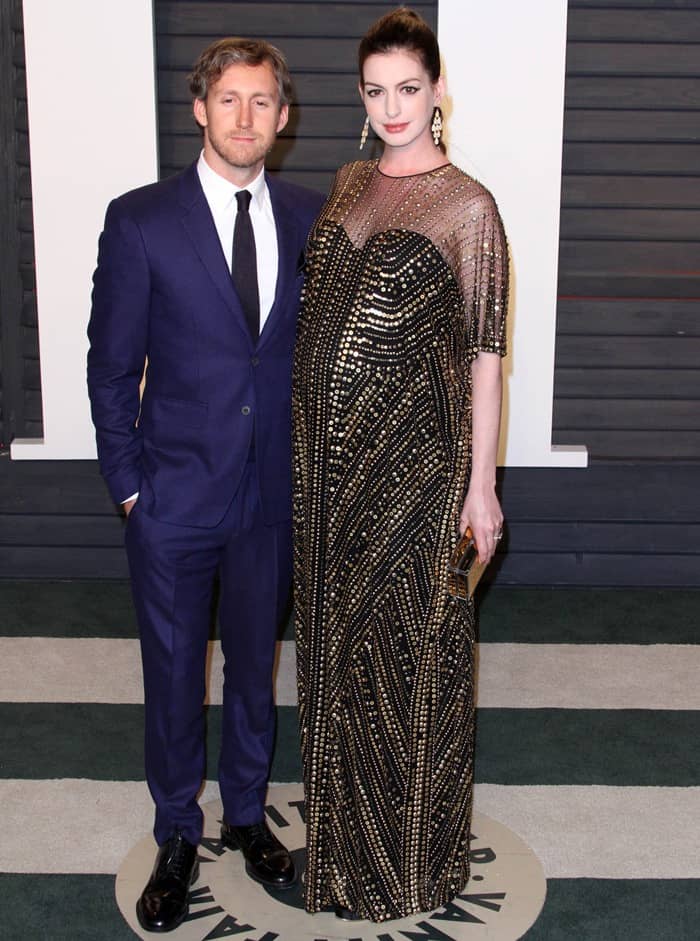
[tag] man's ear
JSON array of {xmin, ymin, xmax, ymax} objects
[
  {"xmin": 193, "ymin": 97, "xmax": 207, "ymax": 129},
  {"xmin": 276, "ymin": 103, "xmax": 289, "ymax": 134}
]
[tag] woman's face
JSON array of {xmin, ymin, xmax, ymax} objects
[{"xmin": 360, "ymin": 48, "xmax": 443, "ymax": 152}]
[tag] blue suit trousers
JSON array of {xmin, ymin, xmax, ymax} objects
[{"xmin": 125, "ymin": 460, "xmax": 291, "ymax": 846}]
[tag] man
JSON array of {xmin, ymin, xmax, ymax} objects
[{"xmin": 87, "ymin": 38, "xmax": 323, "ymax": 933}]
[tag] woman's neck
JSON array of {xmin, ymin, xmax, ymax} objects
[{"xmin": 378, "ymin": 140, "xmax": 446, "ymax": 178}]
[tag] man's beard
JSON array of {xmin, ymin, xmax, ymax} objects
[{"xmin": 209, "ymin": 130, "xmax": 270, "ymax": 170}]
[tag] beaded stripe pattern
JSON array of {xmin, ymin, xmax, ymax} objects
[{"xmin": 292, "ymin": 159, "xmax": 508, "ymax": 921}]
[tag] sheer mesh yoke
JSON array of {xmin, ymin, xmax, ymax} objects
[
  {"xmin": 293, "ymin": 160, "xmax": 510, "ymax": 922},
  {"xmin": 325, "ymin": 160, "xmax": 508, "ymax": 357}
]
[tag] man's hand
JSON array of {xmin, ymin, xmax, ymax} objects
[{"xmin": 123, "ymin": 498, "xmax": 138, "ymax": 517}]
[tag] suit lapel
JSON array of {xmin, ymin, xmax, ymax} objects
[
  {"xmin": 259, "ymin": 174, "xmax": 299, "ymax": 349},
  {"xmin": 178, "ymin": 164, "xmax": 249, "ymax": 333}
]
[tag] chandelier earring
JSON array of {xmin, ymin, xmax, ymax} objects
[
  {"xmin": 359, "ymin": 115, "xmax": 370, "ymax": 150},
  {"xmin": 431, "ymin": 106, "xmax": 443, "ymax": 147}
]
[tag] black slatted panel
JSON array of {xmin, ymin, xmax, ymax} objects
[
  {"xmin": 0, "ymin": 0, "xmax": 41, "ymax": 446},
  {"xmin": 155, "ymin": 0, "xmax": 437, "ymax": 189},
  {"xmin": 553, "ymin": 0, "xmax": 700, "ymax": 460},
  {"xmin": 1, "ymin": 455, "xmax": 698, "ymax": 584}
]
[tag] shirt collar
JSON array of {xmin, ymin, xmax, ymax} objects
[{"xmin": 197, "ymin": 150, "xmax": 267, "ymax": 212}]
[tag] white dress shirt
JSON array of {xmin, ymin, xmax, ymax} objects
[{"xmin": 197, "ymin": 151, "xmax": 278, "ymax": 330}]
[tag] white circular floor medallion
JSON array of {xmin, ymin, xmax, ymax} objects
[{"xmin": 116, "ymin": 784, "xmax": 546, "ymax": 940}]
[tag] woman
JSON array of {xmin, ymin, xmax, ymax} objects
[{"xmin": 292, "ymin": 7, "xmax": 508, "ymax": 922}]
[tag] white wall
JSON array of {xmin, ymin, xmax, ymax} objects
[
  {"xmin": 439, "ymin": 0, "xmax": 587, "ymax": 467},
  {"xmin": 11, "ymin": 0, "xmax": 158, "ymax": 460},
  {"xmin": 13, "ymin": 0, "xmax": 585, "ymax": 468}
]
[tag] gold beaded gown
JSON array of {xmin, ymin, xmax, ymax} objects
[{"xmin": 292, "ymin": 159, "xmax": 508, "ymax": 922}]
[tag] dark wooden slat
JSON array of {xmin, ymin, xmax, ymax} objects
[
  {"xmin": 560, "ymin": 207, "xmax": 700, "ymax": 240},
  {"xmin": 23, "ymin": 389, "xmax": 42, "ymax": 421},
  {"xmin": 571, "ymin": 0, "xmax": 700, "ymax": 9},
  {"xmin": 18, "ymin": 200, "xmax": 33, "ymax": 231},
  {"xmin": 556, "ymin": 299, "xmax": 700, "ymax": 337},
  {"xmin": 563, "ymin": 141, "xmax": 700, "ymax": 174},
  {"xmin": 17, "ymin": 167, "xmax": 30, "ymax": 199},
  {"xmin": 567, "ymin": 42, "xmax": 700, "ymax": 76},
  {"xmin": 21, "ymin": 295, "xmax": 37, "ymax": 327},
  {"xmin": 14, "ymin": 102, "xmax": 27, "ymax": 132},
  {"xmin": 159, "ymin": 102, "xmax": 364, "ymax": 137},
  {"xmin": 0, "ymin": 547, "xmax": 129, "ymax": 579},
  {"xmin": 556, "ymin": 335, "xmax": 700, "ymax": 369},
  {"xmin": 23, "ymin": 359, "xmax": 40, "ymax": 389},
  {"xmin": 3, "ymin": 545, "xmax": 698, "ymax": 586},
  {"xmin": 11, "ymin": 33, "xmax": 24, "ymax": 67},
  {"xmin": 558, "ymin": 271, "xmax": 700, "ymax": 299},
  {"xmin": 0, "ymin": 459, "xmax": 115, "ymax": 515},
  {"xmin": 568, "ymin": 8, "xmax": 700, "ymax": 42},
  {"xmin": 3, "ymin": 460, "xmax": 698, "ymax": 522},
  {"xmin": 551, "ymin": 429, "xmax": 700, "ymax": 460},
  {"xmin": 562, "ymin": 175, "xmax": 700, "ymax": 208},
  {"xmin": 155, "ymin": 2, "xmax": 436, "ymax": 37},
  {"xmin": 0, "ymin": 1, "xmax": 23, "ymax": 444},
  {"xmin": 12, "ymin": 71, "xmax": 25, "ymax": 100},
  {"xmin": 157, "ymin": 35, "xmax": 361, "ymax": 72},
  {"xmin": 559, "ymin": 239, "xmax": 700, "ymax": 274},
  {"xmin": 492, "ymin": 552, "xmax": 700, "ymax": 588},
  {"xmin": 19, "ymin": 232, "xmax": 35, "ymax": 265},
  {"xmin": 19, "ymin": 265, "xmax": 35, "ymax": 292},
  {"xmin": 555, "ymin": 368, "xmax": 700, "ymax": 398},
  {"xmin": 0, "ymin": 514, "xmax": 123, "ymax": 547},
  {"xmin": 161, "ymin": 134, "xmax": 369, "ymax": 172},
  {"xmin": 260, "ymin": 168, "xmax": 333, "ymax": 193},
  {"xmin": 20, "ymin": 419, "xmax": 42, "ymax": 437},
  {"xmin": 563, "ymin": 109, "xmax": 700, "ymax": 144},
  {"xmin": 158, "ymin": 69, "xmax": 364, "ymax": 105},
  {"xmin": 162, "ymin": 166, "xmax": 332, "ymax": 195},
  {"xmin": 505, "ymin": 521, "xmax": 700, "ymax": 555},
  {"xmin": 12, "ymin": 516, "xmax": 694, "ymax": 556},
  {"xmin": 554, "ymin": 398, "xmax": 700, "ymax": 430},
  {"xmin": 15, "ymin": 128, "xmax": 28, "ymax": 164},
  {"xmin": 565, "ymin": 76, "xmax": 700, "ymax": 109}
]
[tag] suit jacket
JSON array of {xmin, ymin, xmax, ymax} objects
[{"xmin": 87, "ymin": 161, "xmax": 324, "ymax": 528}]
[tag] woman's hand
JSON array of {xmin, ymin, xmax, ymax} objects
[{"xmin": 460, "ymin": 485, "xmax": 503, "ymax": 564}]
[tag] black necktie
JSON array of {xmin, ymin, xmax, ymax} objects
[{"xmin": 232, "ymin": 190, "xmax": 260, "ymax": 340}]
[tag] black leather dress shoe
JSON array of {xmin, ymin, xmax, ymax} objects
[
  {"xmin": 334, "ymin": 905, "xmax": 362, "ymax": 921},
  {"xmin": 221, "ymin": 820, "xmax": 296, "ymax": 889},
  {"xmin": 136, "ymin": 831, "xmax": 199, "ymax": 932}
]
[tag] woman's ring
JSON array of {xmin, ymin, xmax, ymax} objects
[{"xmin": 495, "ymin": 530, "xmax": 503, "ymax": 542}]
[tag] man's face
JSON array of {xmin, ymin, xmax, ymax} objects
[{"xmin": 193, "ymin": 61, "xmax": 288, "ymax": 182}]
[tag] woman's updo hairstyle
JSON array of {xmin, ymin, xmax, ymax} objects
[{"xmin": 358, "ymin": 7, "xmax": 441, "ymax": 86}]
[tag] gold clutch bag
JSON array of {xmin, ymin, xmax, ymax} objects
[{"xmin": 446, "ymin": 527, "xmax": 489, "ymax": 599}]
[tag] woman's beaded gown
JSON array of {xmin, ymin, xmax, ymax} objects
[{"xmin": 292, "ymin": 160, "xmax": 508, "ymax": 922}]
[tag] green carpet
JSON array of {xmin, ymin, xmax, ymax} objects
[
  {"xmin": 521, "ymin": 879, "xmax": 700, "ymax": 940},
  {"xmin": 2, "ymin": 580, "xmax": 698, "ymax": 644},
  {"xmin": 2, "ymin": 581, "xmax": 699, "ymax": 939},
  {"xmin": 0, "ymin": 876, "xmax": 697, "ymax": 941},
  {"xmin": 3, "ymin": 704, "xmax": 699, "ymax": 786}
]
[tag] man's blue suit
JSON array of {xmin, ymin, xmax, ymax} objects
[{"xmin": 87, "ymin": 161, "xmax": 323, "ymax": 846}]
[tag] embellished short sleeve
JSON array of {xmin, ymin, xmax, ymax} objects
[{"xmin": 453, "ymin": 190, "xmax": 509, "ymax": 360}]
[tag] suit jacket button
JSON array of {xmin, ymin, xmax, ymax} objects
[
  {"xmin": 251, "ymin": 356, "xmax": 260, "ymax": 366},
  {"xmin": 241, "ymin": 405, "xmax": 251, "ymax": 416}
]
